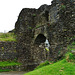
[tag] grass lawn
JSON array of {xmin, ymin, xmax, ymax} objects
[
  {"xmin": 24, "ymin": 59, "xmax": 75, "ymax": 75},
  {"xmin": 0, "ymin": 33, "xmax": 16, "ymax": 41}
]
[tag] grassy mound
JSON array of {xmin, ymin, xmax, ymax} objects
[
  {"xmin": 24, "ymin": 59, "xmax": 75, "ymax": 75},
  {"xmin": 0, "ymin": 33, "xmax": 16, "ymax": 41}
]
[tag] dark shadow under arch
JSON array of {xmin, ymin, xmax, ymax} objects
[{"xmin": 34, "ymin": 34, "xmax": 46, "ymax": 45}]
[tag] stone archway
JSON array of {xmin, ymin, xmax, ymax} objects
[
  {"xmin": 34, "ymin": 34, "xmax": 46, "ymax": 45},
  {"xmin": 33, "ymin": 34, "xmax": 50, "ymax": 62}
]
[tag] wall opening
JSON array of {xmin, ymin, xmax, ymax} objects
[
  {"xmin": 45, "ymin": 11, "xmax": 49, "ymax": 21},
  {"xmin": 34, "ymin": 34, "xmax": 46, "ymax": 45}
]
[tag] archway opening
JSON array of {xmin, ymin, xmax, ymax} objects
[{"xmin": 34, "ymin": 34, "xmax": 46, "ymax": 45}]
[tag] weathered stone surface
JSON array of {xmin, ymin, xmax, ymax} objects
[
  {"xmin": 0, "ymin": 42, "xmax": 17, "ymax": 60},
  {"xmin": 15, "ymin": 0, "xmax": 75, "ymax": 70}
]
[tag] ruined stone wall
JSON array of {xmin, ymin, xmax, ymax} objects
[
  {"xmin": 0, "ymin": 42, "xmax": 17, "ymax": 60},
  {"xmin": 47, "ymin": 0, "xmax": 75, "ymax": 60},
  {"xmin": 15, "ymin": 0, "xmax": 75, "ymax": 70},
  {"xmin": 15, "ymin": 5, "xmax": 50, "ymax": 64}
]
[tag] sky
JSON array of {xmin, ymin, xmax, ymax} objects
[{"xmin": 0, "ymin": 0, "xmax": 52, "ymax": 33}]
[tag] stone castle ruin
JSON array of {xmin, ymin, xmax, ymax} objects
[
  {"xmin": 15, "ymin": 0, "xmax": 75, "ymax": 70},
  {"xmin": 0, "ymin": 0, "xmax": 74, "ymax": 71}
]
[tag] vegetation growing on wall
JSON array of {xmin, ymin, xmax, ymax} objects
[
  {"xmin": 60, "ymin": 4, "xmax": 66, "ymax": 10},
  {"xmin": 67, "ymin": 41, "xmax": 75, "ymax": 52}
]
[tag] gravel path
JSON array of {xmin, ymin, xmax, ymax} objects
[{"xmin": 0, "ymin": 71, "xmax": 26, "ymax": 75}]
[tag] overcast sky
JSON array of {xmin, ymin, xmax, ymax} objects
[{"xmin": 0, "ymin": 0, "xmax": 52, "ymax": 33}]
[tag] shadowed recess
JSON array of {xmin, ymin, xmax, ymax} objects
[{"xmin": 34, "ymin": 34, "xmax": 46, "ymax": 45}]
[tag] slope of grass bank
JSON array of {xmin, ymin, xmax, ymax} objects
[
  {"xmin": 0, "ymin": 33, "xmax": 16, "ymax": 41},
  {"xmin": 24, "ymin": 59, "xmax": 75, "ymax": 75}
]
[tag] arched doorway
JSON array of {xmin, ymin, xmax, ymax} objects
[{"xmin": 34, "ymin": 34, "xmax": 50, "ymax": 61}]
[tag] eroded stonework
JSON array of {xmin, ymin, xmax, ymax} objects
[
  {"xmin": 0, "ymin": 42, "xmax": 17, "ymax": 60},
  {"xmin": 15, "ymin": 0, "xmax": 75, "ymax": 70}
]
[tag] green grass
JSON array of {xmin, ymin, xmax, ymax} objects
[
  {"xmin": 67, "ymin": 41, "xmax": 75, "ymax": 51},
  {"xmin": 0, "ymin": 61, "xmax": 21, "ymax": 72},
  {"xmin": 0, "ymin": 33, "xmax": 16, "ymax": 41},
  {"xmin": 65, "ymin": 52, "xmax": 75, "ymax": 63},
  {"xmin": 0, "ymin": 69, "xmax": 11, "ymax": 72},
  {"xmin": 24, "ymin": 59, "xmax": 75, "ymax": 75},
  {"xmin": 67, "ymin": 45, "xmax": 75, "ymax": 52},
  {"xmin": 35, "ymin": 60, "xmax": 50, "ymax": 70},
  {"xmin": 0, "ymin": 61, "xmax": 21, "ymax": 67}
]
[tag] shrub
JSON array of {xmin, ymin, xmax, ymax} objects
[
  {"xmin": 69, "ymin": 53, "xmax": 75, "ymax": 60},
  {"xmin": 66, "ymin": 53, "xmax": 75, "ymax": 62}
]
